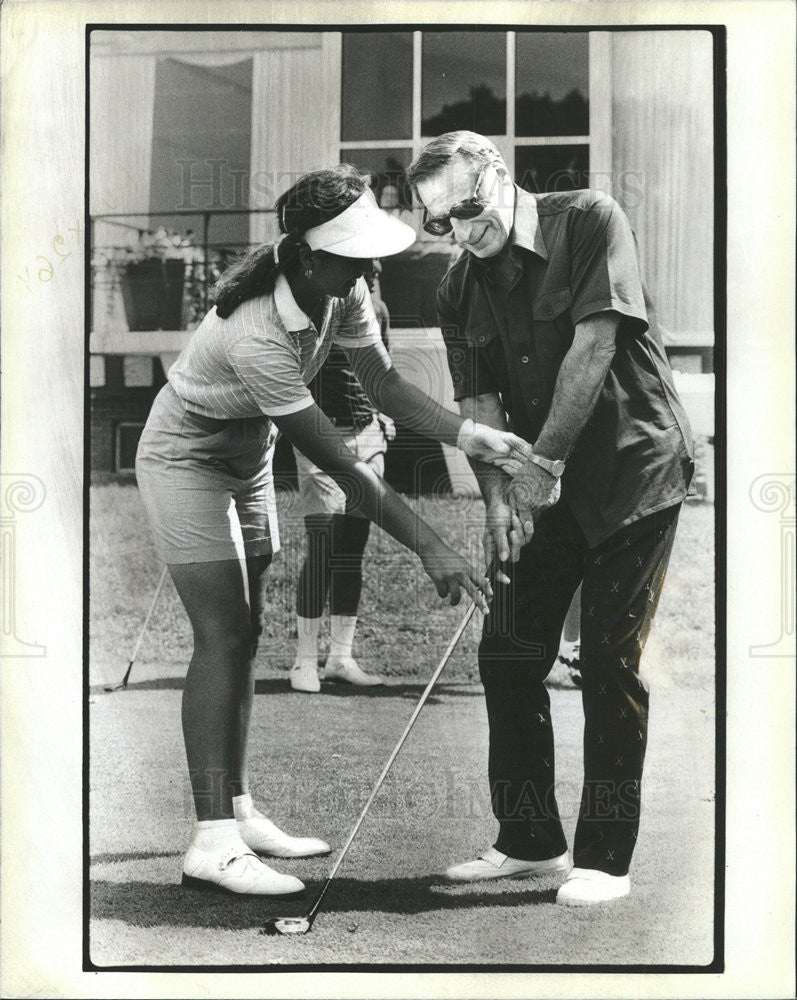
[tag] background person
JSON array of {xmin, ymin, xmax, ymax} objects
[
  {"xmin": 408, "ymin": 132, "xmax": 694, "ymax": 906},
  {"xmin": 290, "ymin": 261, "xmax": 394, "ymax": 691},
  {"xmin": 135, "ymin": 164, "xmax": 532, "ymax": 898},
  {"xmin": 556, "ymin": 585, "xmax": 582, "ymax": 687}
]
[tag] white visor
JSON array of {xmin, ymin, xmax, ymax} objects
[{"xmin": 304, "ymin": 189, "xmax": 416, "ymax": 258}]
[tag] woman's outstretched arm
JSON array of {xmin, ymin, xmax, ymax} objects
[{"xmin": 272, "ymin": 402, "xmax": 492, "ymax": 612}]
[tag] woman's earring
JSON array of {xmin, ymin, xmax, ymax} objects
[{"xmin": 305, "ymin": 267, "xmax": 312, "ymax": 278}]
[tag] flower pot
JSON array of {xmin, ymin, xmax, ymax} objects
[{"xmin": 119, "ymin": 259, "xmax": 186, "ymax": 331}]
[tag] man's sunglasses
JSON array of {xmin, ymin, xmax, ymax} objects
[{"xmin": 421, "ymin": 162, "xmax": 489, "ymax": 236}]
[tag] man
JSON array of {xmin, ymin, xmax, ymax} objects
[{"xmin": 407, "ymin": 131, "xmax": 694, "ymax": 906}]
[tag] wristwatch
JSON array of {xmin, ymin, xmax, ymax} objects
[{"xmin": 528, "ymin": 452, "xmax": 566, "ymax": 478}]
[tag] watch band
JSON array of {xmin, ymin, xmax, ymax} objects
[{"xmin": 528, "ymin": 452, "xmax": 566, "ymax": 477}]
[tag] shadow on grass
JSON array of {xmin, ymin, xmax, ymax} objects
[
  {"xmin": 92, "ymin": 850, "xmax": 183, "ymax": 865},
  {"xmin": 90, "ymin": 874, "xmax": 559, "ymax": 930},
  {"xmin": 91, "ymin": 678, "xmax": 488, "ymax": 701}
]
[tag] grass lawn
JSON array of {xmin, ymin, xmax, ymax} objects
[{"xmin": 89, "ymin": 485, "xmax": 717, "ymax": 967}]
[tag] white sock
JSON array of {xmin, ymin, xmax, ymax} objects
[
  {"xmin": 232, "ymin": 792, "xmax": 258, "ymax": 821},
  {"xmin": 295, "ymin": 615, "xmax": 321, "ymax": 665},
  {"xmin": 329, "ymin": 615, "xmax": 357, "ymax": 660},
  {"xmin": 558, "ymin": 638, "xmax": 579, "ymax": 661},
  {"xmin": 190, "ymin": 818, "xmax": 245, "ymax": 853}
]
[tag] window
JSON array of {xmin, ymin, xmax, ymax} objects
[
  {"xmin": 115, "ymin": 422, "xmax": 145, "ymax": 473},
  {"xmin": 149, "ymin": 57, "xmax": 253, "ymax": 245},
  {"xmin": 123, "ymin": 356, "xmax": 154, "ymax": 387},
  {"xmin": 340, "ymin": 30, "xmax": 593, "ymax": 206},
  {"xmin": 422, "ymin": 32, "xmax": 507, "ymax": 136},
  {"xmin": 342, "ymin": 32, "xmax": 413, "ymax": 141},
  {"xmin": 90, "ymin": 355, "xmax": 106, "ymax": 388},
  {"xmin": 339, "ymin": 30, "xmax": 595, "ymax": 324}
]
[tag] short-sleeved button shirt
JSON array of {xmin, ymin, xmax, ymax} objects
[
  {"xmin": 438, "ymin": 186, "xmax": 694, "ymax": 546},
  {"xmin": 168, "ymin": 273, "xmax": 382, "ymax": 419}
]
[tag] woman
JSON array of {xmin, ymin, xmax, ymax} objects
[{"xmin": 135, "ymin": 164, "xmax": 532, "ymax": 898}]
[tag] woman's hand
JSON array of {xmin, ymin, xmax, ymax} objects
[
  {"xmin": 419, "ymin": 540, "xmax": 493, "ymax": 614},
  {"xmin": 457, "ymin": 419, "xmax": 534, "ymax": 476}
]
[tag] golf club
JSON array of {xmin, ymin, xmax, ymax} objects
[
  {"xmin": 104, "ymin": 564, "xmax": 168, "ymax": 692},
  {"xmin": 261, "ymin": 592, "xmax": 480, "ymax": 936}
]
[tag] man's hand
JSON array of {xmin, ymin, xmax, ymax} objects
[
  {"xmin": 458, "ymin": 419, "xmax": 534, "ymax": 476},
  {"xmin": 507, "ymin": 460, "xmax": 562, "ymax": 539},
  {"xmin": 483, "ymin": 488, "xmax": 533, "ymax": 584}
]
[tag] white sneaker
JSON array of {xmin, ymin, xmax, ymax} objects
[
  {"xmin": 181, "ymin": 844, "xmax": 305, "ymax": 896},
  {"xmin": 324, "ymin": 657, "xmax": 384, "ymax": 687},
  {"xmin": 444, "ymin": 847, "xmax": 571, "ymax": 883},
  {"xmin": 556, "ymin": 867, "xmax": 631, "ymax": 906},
  {"xmin": 239, "ymin": 815, "xmax": 331, "ymax": 859},
  {"xmin": 289, "ymin": 660, "xmax": 320, "ymax": 693}
]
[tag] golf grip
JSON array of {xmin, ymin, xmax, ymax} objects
[{"xmin": 307, "ymin": 595, "xmax": 479, "ymax": 922}]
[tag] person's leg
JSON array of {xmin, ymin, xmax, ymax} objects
[
  {"xmin": 325, "ymin": 513, "xmax": 384, "ymax": 685},
  {"xmin": 229, "ymin": 552, "xmax": 271, "ymax": 799},
  {"xmin": 168, "ymin": 558, "xmax": 257, "ymax": 821},
  {"xmin": 168, "ymin": 555, "xmax": 306, "ymax": 895},
  {"xmin": 231, "ymin": 550, "xmax": 329, "ymax": 857},
  {"xmin": 557, "ymin": 584, "xmax": 583, "ymax": 686},
  {"xmin": 475, "ymin": 501, "xmax": 586, "ymax": 862},
  {"xmin": 562, "ymin": 584, "xmax": 582, "ymax": 643},
  {"xmin": 328, "ymin": 513, "xmax": 370, "ymax": 619},
  {"xmin": 571, "ymin": 503, "xmax": 681, "ymax": 879},
  {"xmin": 291, "ymin": 514, "xmax": 334, "ymax": 691}
]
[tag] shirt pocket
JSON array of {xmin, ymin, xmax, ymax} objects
[{"xmin": 463, "ymin": 320, "xmax": 500, "ymax": 348}]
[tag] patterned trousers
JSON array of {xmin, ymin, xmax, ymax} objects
[{"xmin": 479, "ymin": 498, "xmax": 681, "ymax": 876}]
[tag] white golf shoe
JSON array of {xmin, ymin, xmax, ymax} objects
[
  {"xmin": 289, "ymin": 660, "xmax": 320, "ymax": 693},
  {"xmin": 238, "ymin": 815, "xmax": 331, "ymax": 859},
  {"xmin": 444, "ymin": 847, "xmax": 571, "ymax": 883},
  {"xmin": 324, "ymin": 657, "xmax": 384, "ymax": 686},
  {"xmin": 556, "ymin": 867, "xmax": 631, "ymax": 906},
  {"xmin": 181, "ymin": 844, "xmax": 305, "ymax": 897}
]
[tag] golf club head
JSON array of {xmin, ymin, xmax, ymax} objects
[{"xmin": 261, "ymin": 917, "xmax": 312, "ymax": 936}]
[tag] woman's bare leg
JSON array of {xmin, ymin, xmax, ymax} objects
[
  {"xmin": 168, "ymin": 557, "xmax": 255, "ymax": 822},
  {"xmin": 231, "ymin": 552, "xmax": 271, "ymax": 798}
]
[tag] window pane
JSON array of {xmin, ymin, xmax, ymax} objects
[
  {"xmin": 515, "ymin": 145, "xmax": 590, "ymax": 193},
  {"xmin": 90, "ymin": 355, "xmax": 106, "ymax": 388},
  {"xmin": 149, "ymin": 57, "xmax": 252, "ymax": 245},
  {"xmin": 422, "ymin": 32, "xmax": 506, "ymax": 136},
  {"xmin": 116, "ymin": 423, "xmax": 144, "ymax": 472},
  {"xmin": 516, "ymin": 33, "xmax": 589, "ymax": 136},
  {"xmin": 341, "ymin": 147, "xmax": 413, "ymax": 209},
  {"xmin": 342, "ymin": 32, "xmax": 413, "ymax": 141},
  {"xmin": 123, "ymin": 356, "xmax": 154, "ymax": 387}
]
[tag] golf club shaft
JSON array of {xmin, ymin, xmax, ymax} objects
[
  {"xmin": 115, "ymin": 564, "xmax": 168, "ymax": 688},
  {"xmin": 306, "ymin": 597, "xmax": 478, "ymax": 923}
]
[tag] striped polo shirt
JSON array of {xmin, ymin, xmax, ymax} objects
[{"xmin": 168, "ymin": 273, "xmax": 383, "ymax": 418}]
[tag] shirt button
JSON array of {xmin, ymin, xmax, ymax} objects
[
  {"xmin": 531, "ymin": 398, "xmax": 540, "ymax": 406},
  {"xmin": 521, "ymin": 355, "xmax": 529, "ymax": 363},
  {"xmin": 478, "ymin": 335, "xmax": 486, "ymax": 343}
]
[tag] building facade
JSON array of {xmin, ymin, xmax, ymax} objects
[{"xmin": 89, "ymin": 28, "xmax": 715, "ymax": 483}]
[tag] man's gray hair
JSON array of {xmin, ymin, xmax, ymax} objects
[{"xmin": 406, "ymin": 131, "xmax": 506, "ymax": 188}]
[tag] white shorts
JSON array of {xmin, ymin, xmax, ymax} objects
[{"xmin": 293, "ymin": 416, "xmax": 387, "ymax": 518}]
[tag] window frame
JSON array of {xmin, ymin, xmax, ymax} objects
[{"xmin": 338, "ymin": 30, "xmax": 610, "ymax": 193}]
